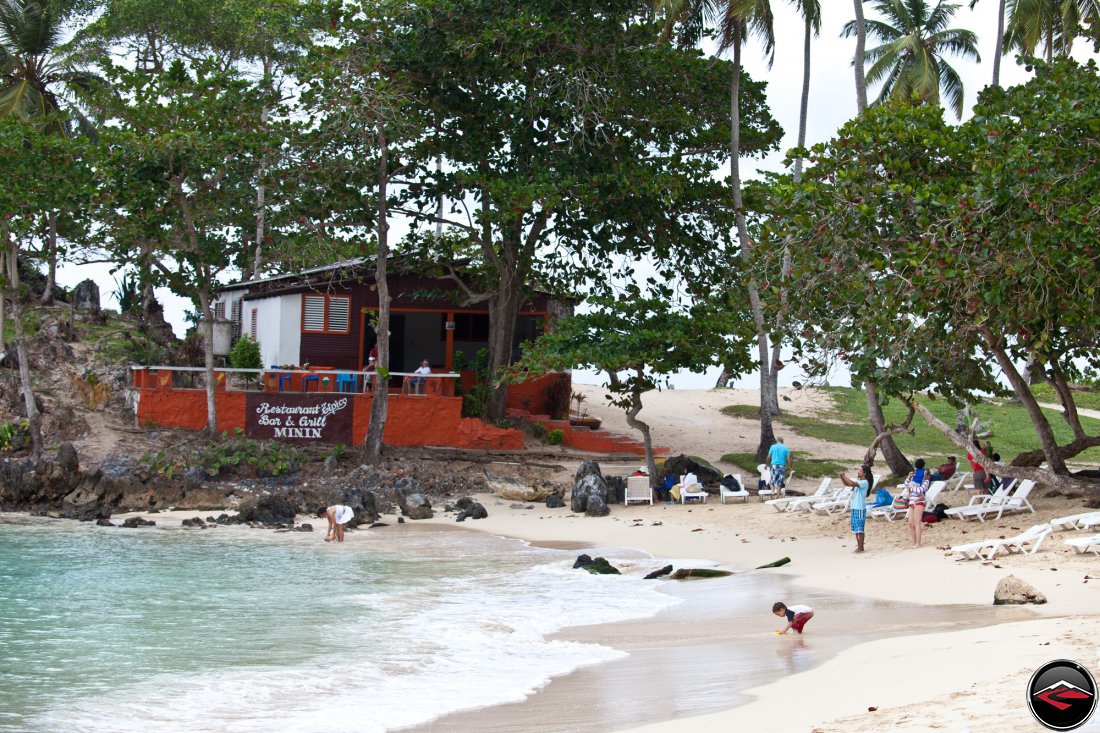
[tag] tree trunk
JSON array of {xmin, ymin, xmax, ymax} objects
[
  {"xmin": 729, "ymin": 33, "xmax": 777, "ymax": 453},
  {"xmin": 852, "ymin": 0, "xmax": 868, "ymax": 113},
  {"xmin": 613, "ymin": 370, "xmax": 658, "ymax": 485},
  {"xmin": 364, "ymin": 121, "xmax": 391, "ymax": 461},
  {"xmin": 912, "ymin": 401, "xmax": 1096, "ymax": 494},
  {"xmin": 992, "ymin": 0, "xmax": 1005, "ymax": 86},
  {"xmin": 252, "ymin": 61, "xmax": 273, "ymax": 281},
  {"xmin": 981, "ymin": 327, "xmax": 1068, "ymax": 473},
  {"xmin": 865, "ymin": 381, "xmax": 911, "ymax": 475},
  {"xmin": 198, "ymin": 289, "xmax": 218, "ymax": 435},
  {"xmin": 5, "ymin": 239, "xmax": 43, "ymax": 456},
  {"xmin": 792, "ymin": 15, "xmax": 813, "ymax": 182},
  {"xmin": 39, "ymin": 212, "xmax": 57, "ymax": 305},
  {"xmin": 485, "ymin": 275, "xmax": 522, "ymax": 420},
  {"xmin": 714, "ymin": 365, "xmax": 732, "ymax": 389}
]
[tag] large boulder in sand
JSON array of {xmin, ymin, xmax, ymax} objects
[
  {"xmin": 342, "ymin": 487, "xmax": 379, "ymax": 526},
  {"xmin": 486, "ymin": 473, "xmax": 556, "ymax": 502},
  {"xmin": 993, "ymin": 575, "xmax": 1047, "ymax": 605},
  {"xmin": 660, "ymin": 455, "xmax": 721, "ymax": 487},
  {"xmin": 571, "ymin": 460, "xmax": 609, "ymax": 514},
  {"xmin": 237, "ymin": 494, "xmax": 298, "ymax": 525}
]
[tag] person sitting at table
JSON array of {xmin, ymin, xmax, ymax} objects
[
  {"xmin": 361, "ymin": 355, "xmax": 377, "ymax": 392},
  {"xmin": 405, "ymin": 359, "xmax": 432, "ymax": 394}
]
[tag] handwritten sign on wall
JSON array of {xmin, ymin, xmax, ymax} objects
[{"xmin": 244, "ymin": 394, "xmax": 353, "ymax": 444}]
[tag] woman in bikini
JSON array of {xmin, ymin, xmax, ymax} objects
[{"xmin": 906, "ymin": 458, "xmax": 931, "ymax": 548}]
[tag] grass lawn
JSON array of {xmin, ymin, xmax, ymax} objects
[
  {"xmin": 721, "ymin": 387, "xmax": 1100, "ymax": 466},
  {"xmin": 719, "ymin": 451, "xmax": 848, "ymax": 479}
]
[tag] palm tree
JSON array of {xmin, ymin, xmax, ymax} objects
[
  {"xmin": 852, "ymin": 0, "xmax": 870, "ymax": 110},
  {"xmin": 842, "ymin": 0, "xmax": 980, "ymax": 119},
  {"xmin": 969, "ymin": 0, "xmax": 1007, "ymax": 84},
  {"xmin": 657, "ymin": 0, "xmax": 780, "ymax": 461},
  {"xmin": 791, "ymin": 0, "xmax": 821, "ymax": 181},
  {"xmin": 1003, "ymin": 0, "xmax": 1100, "ymax": 59}
]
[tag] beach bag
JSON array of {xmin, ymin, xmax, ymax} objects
[
  {"xmin": 721, "ymin": 475, "xmax": 742, "ymax": 492},
  {"xmin": 872, "ymin": 488, "xmax": 892, "ymax": 508},
  {"xmin": 892, "ymin": 494, "xmax": 909, "ymax": 511},
  {"xmin": 921, "ymin": 511, "xmax": 940, "ymax": 524}
]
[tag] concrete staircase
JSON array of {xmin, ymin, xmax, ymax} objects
[{"xmin": 506, "ymin": 409, "xmax": 669, "ymax": 457}]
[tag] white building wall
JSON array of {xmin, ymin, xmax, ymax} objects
[{"xmin": 244, "ymin": 294, "xmax": 301, "ymax": 367}]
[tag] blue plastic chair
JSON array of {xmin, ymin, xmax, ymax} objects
[
  {"xmin": 301, "ymin": 374, "xmax": 319, "ymax": 392},
  {"xmin": 270, "ymin": 366, "xmax": 291, "ymax": 392},
  {"xmin": 336, "ymin": 372, "xmax": 357, "ymax": 393}
]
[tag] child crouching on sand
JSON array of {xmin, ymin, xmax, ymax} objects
[
  {"xmin": 772, "ymin": 601, "xmax": 814, "ymax": 634},
  {"xmin": 318, "ymin": 504, "xmax": 355, "ymax": 542}
]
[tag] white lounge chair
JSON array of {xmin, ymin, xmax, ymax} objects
[
  {"xmin": 975, "ymin": 479, "xmax": 1036, "ymax": 522},
  {"xmin": 765, "ymin": 477, "xmax": 830, "ymax": 512},
  {"xmin": 624, "ymin": 476, "xmax": 653, "ymax": 506},
  {"xmin": 948, "ymin": 471, "xmax": 971, "ymax": 492},
  {"xmin": 943, "ymin": 478, "xmax": 1017, "ymax": 521},
  {"xmin": 679, "ymin": 473, "xmax": 707, "ymax": 504},
  {"xmin": 868, "ymin": 481, "xmax": 946, "ymax": 522},
  {"xmin": 757, "ymin": 466, "xmax": 794, "ymax": 500},
  {"xmin": 784, "ymin": 483, "xmax": 845, "ymax": 513},
  {"xmin": 1049, "ymin": 511, "xmax": 1100, "ymax": 531},
  {"xmin": 948, "ymin": 523, "xmax": 1052, "ymax": 560},
  {"xmin": 1065, "ymin": 533, "xmax": 1100, "ymax": 556},
  {"xmin": 719, "ymin": 474, "xmax": 749, "ymax": 504},
  {"xmin": 810, "ymin": 486, "xmax": 855, "ymax": 515}
]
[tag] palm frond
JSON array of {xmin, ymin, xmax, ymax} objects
[{"xmin": 938, "ymin": 55, "xmax": 966, "ymax": 117}]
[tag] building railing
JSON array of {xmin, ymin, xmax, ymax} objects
[{"xmin": 130, "ymin": 366, "xmax": 460, "ymax": 397}]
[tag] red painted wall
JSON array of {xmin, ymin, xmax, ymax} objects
[{"xmin": 136, "ymin": 388, "xmax": 522, "ymax": 450}]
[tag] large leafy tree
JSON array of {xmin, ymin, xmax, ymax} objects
[
  {"xmin": 293, "ymin": 0, "xmax": 425, "ymax": 460},
  {"xmin": 762, "ymin": 58, "xmax": 1100, "ymax": 492},
  {"xmin": 387, "ymin": 0, "xmax": 779, "ymax": 420},
  {"xmin": 657, "ymin": 0, "xmax": 787, "ymax": 463},
  {"xmin": 518, "ymin": 287, "xmax": 756, "ymax": 478},
  {"xmin": 843, "ymin": 0, "xmax": 981, "ymax": 119},
  {"xmin": 0, "ymin": 118, "xmax": 92, "ymax": 455},
  {"xmin": 95, "ymin": 60, "xmax": 279, "ymax": 434}
]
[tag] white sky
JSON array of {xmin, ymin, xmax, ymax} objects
[{"xmin": 56, "ymin": 2, "xmax": 1096, "ymax": 389}]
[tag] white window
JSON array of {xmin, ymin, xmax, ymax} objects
[{"xmin": 302, "ymin": 294, "xmax": 351, "ymax": 334}]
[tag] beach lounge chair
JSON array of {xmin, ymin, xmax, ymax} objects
[
  {"xmin": 765, "ymin": 477, "xmax": 830, "ymax": 512},
  {"xmin": 810, "ymin": 486, "xmax": 855, "ymax": 515},
  {"xmin": 1064, "ymin": 533, "xmax": 1100, "ymax": 556},
  {"xmin": 868, "ymin": 481, "xmax": 946, "ymax": 522},
  {"xmin": 948, "ymin": 523, "xmax": 1052, "ymax": 560},
  {"xmin": 974, "ymin": 479, "xmax": 1036, "ymax": 523},
  {"xmin": 784, "ymin": 483, "xmax": 845, "ymax": 513},
  {"xmin": 680, "ymin": 482, "xmax": 707, "ymax": 504},
  {"xmin": 757, "ymin": 465, "xmax": 792, "ymax": 500},
  {"xmin": 948, "ymin": 471, "xmax": 971, "ymax": 492},
  {"xmin": 719, "ymin": 474, "xmax": 749, "ymax": 504},
  {"xmin": 1048, "ymin": 511, "xmax": 1100, "ymax": 532},
  {"xmin": 943, "ymin": 478, "xmax": 1017, "ymax": 521},
  {"xmin": 625, "ymin": 476, "xmax": 653, "ymax": 506}
]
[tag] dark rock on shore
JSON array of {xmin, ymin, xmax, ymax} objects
[
  {"xmin": 604, "ymin": 476, "xmax": 626, "ymax": 505},
  {"xmin": 343, "ymin": 487, "xmax": 379, "ymax": 526},
  {"xmin": 122, "ymin": 516, "xmax": 156, "ymax": 528},
  {"xmin": 571, "ymin": 460, "xmax": 610, "ymax": 515},
  {"xmin": 994, "ymin": 575, "xmax": 1047, "ymax": 605},
  {"xmin": 661, "ymin": 455, "xmax": 721, "ymax": 490},
  {"xmin": 573, "ymin": 554, "xmax": 620, "ymax": 575},
  {"xmin": 546, "ymin": 494, "xmax": 565, "ymax": 509},
  {"xmin": 236, "ymin": 494, "xmax": 298, "ymax": 525},
  {"xmin": 395, "ymin": 477, "xmax": 433, "ymax": 520},
  {"xmin": 644, "ymin": 564, "xmax": 674, "ymax": 579},
  {"xmin": 456, "ymin": 500, "xmax": 487, "ymax": 522},
  {"xmin": 670, "ymin": 568, "xmax": 733, "ymax": 579},
  {"xmin": 181, "ymin": 517, "xmax": 207, "ymax": 529}
]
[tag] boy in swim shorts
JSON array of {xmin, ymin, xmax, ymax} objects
[
  {"xmin": 318, "ymin": 504, "xmax": 355, "ymax": 542},
  {"xmin": 772, "ymin": 601, "xmax": 814, "ymax": 634}
]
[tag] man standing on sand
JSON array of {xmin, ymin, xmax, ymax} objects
[{"xmin": 767, "ymin": 437, "xmax": 791, "ymax": 494}]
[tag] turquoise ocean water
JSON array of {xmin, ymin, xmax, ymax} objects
[{"xmin": 0, "ymin": 517, "xmax": 678, "ymax": 733}]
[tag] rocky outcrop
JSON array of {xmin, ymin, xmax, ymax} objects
[
  {"xmin": 395, "ymin": 477, "xmax": 433, "ymax": 520},
  {"xmin": 121, "ymin": 516, "xmax": 156, "ymax": 528},
  {"xmin": 644, "ymin": 564, "xmax": 674, "ymax": 579},
  {"xmin": 573, "ymin": 554, "xmax": 620, "ymax": 575},
  {"xmin": 342, "ymin": 487, "xmax": 379, "ymax": 526},
  {"xmin": 571, "ymin": 460, "xmax": 609, "ymax": 516},
  {"xmin": 236, "ymin": 494, "xmax": 299, "ymax": 525},
  {"xmin": 994, "ymin": 575, "xmax": 1047, "ymax": 605},
  {"xmin": 661, "ymin": 455, "xmax": 722, "ymax": 488},
  {"xmin": 487, "ymin": 472, "xmax": 556, "ymax": 502}
]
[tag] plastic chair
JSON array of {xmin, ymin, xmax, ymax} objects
[
  {"xmin": 302, "ymin": 374, "xmax": 319, "ymax": 392},
  {"xmin": 270, "ymin": 366, "xmax": 291, "ymax": 392},
  {"xmin": 336, "ymin": 372, "xmax": 357, "ymax": 393}
]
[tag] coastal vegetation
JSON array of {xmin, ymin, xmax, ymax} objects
[{"xmin": 0, "ymin": 0, "xmax": 1097, "ymax": 498}]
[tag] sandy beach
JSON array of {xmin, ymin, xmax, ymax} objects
[
  {"xmin": 101, "ymin": 386, "xmax": 1100, "ymax": 732},
  {"xmin": 422, "ymin": 385, "xmax": 1100, "ymax": 733}
]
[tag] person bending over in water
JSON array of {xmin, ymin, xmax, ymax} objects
[
  {"xmin": 772, "ymin": 601, "xmax": 814, "ymax": 634},
  {"xmin": 318, "ymin": 504, "xmax": 355, "ymax": 542}
]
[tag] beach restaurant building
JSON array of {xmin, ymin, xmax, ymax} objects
[{"xmin": 132, "ymin": 258, "xmax": 590, "ymax": 451}]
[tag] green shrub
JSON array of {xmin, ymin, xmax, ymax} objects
[
  {"xmin": 229, "ymin": 336, "xmax": 262, "ymax": 370},
  {"xmin": 547, "ymin": 428, "xmax": 564, "ymax": 445},
  {"xmin": 531, "ymin": 422, "xmax": 548, "ymax": 440}
]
